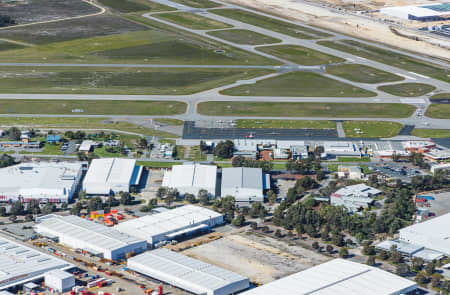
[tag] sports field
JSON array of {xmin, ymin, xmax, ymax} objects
[
  {"xmin": 342, "ymin": 121, "xmax": 403, "ymax": 138},
  {"xmin": 257, "ymin": 45, "xmax": 344, "ymax": 65},
  {"xmin": 197, "ymin": 102, "xmax": 416, "ymax": 118},
  {"xmin": 235, "ymin": 119, "xmax": 336, "ymax": 129},
  {"xmin": 326, "ymin": 64, "xmax": 404, "ymax": 84},
  {"xmin": 207, "ymin": 29, "xmax": 281, "ymax": 45},
  {"xmin": 221, "ymin": 72, "xmax": 376, "ymax": 97},
  {"xmin": 0, "ymin": 67, "xmax": 273, "ymax": 94},
  {"xmin": 154, "ymin": 12, "xmax": 232, "ymax": 30},
  {"xmin": 378, "ymin": 83, "xmax": 436, "ymax": 97}
]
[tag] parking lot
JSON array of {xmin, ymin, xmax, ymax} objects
[{"xmin": 368, "ymin": 162, "xmax": 424, "ymax": 181}]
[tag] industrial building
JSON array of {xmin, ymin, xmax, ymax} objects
[
  {"xmin": 323, "ymin": 141, "xmax": 361, "ymax": 157},
  {"xmin": 380, "ymin": 3, "xmax": 450, "ymax": 22},
  {"xmin": 127, "ymin": 249, "xmax": 249, "ymax": 295},
  {"xmin": 0, "ymin": 161, "xmax": 84, "ymax": 203},
  {"xmin": 240, "ymin": 259, "xmax": 417, "ymax": 295},
  {"xmin": 430, "ymin": 162, "xmax": 450, "ymax": 174},
  {"xmin": 162, "ymin": 164, "xmax": 217, "ymax": 197},
  {"xmin": 44, "ymin": 269, "xmax": 75, "ymax": 293},
  {"xmin": 221, "ymin": 168, "xmax": 269, "ymax": 203},
  {"xmin": 331, "ymin": 184, "xmax": 381, "ymax": 211},
  {"xmin": 115, "ymin": 205, "xmax": 223, "ymax": 247},
  {"xmin": 83, "ymin": 158, "xmax": 142, "ymax": 195},
  {"xmin": 376, "ymin": 240, "xmax": 445, "ymax": 261},
  {"xmin": 399, "ymin": 213, "xmax": 450, "ymax": 256},
  {"xmin": 0, "ymin": 236, "xmax": 74, "ymax": 290},
  {"xmin": 337, "ymin": 166, "xmax": 363, "ymax": 180},
  {"xmin": 34, "ymin": 215, "xmax": 147, "ymax": 260}
]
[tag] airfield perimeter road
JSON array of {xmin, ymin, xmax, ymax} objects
[{"xmin": 0, "ymin": 0, "xmax": 449, "ymax": 131}]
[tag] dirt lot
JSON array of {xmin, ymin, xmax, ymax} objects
[
  {"xmin": 183, "ymin": 231, "xmax": 329, "ymax": 283},
  {"xmin": 0, "ymin": 14, "xmax": 147, "ymax": 44},
  {"xmin": 0, "ymin": 0, "xmax": 100, "ymax": 25}
]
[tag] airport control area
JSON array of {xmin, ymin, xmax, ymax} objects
[{"xmin": 0, "ymin": 0, "xmax": 448, "ymax": 293}]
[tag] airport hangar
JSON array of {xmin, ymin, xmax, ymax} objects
[
  {"xmin": 380, "ymin": 3, "xmax": 450, "ymax": 21},
  {"xmin": 0, "ymin": 161, "xmax": 84, "ymax": 203},
  {"xmin": 83, "ymin": 158, "xmax": 143, "ymax": 195},
  {"xmin": 240, "ymin": 259, "xmax": 417, "ymax": 295},
  {"xmin": 127, "ymin": 248, "xmax": 249, "ymax": 295},
  {"xmin": 115, "ymin": 205, "xmax": 223, "ymax": 248},
  {"xmin": 34, "ymin": 215, "xmax": 147, "ymax": 260},
  {"xmin": 0, "ymin": 236, "xmax": 74, "ymax": 290}
]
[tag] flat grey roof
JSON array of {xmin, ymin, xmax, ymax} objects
[{"xmin": 221, "ymin": 167, "xmax": 262, "ymax": 190}]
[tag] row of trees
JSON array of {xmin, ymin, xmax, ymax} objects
[
  {"xmin": 0, "ymin": 200, "xmax": 64, "ymax": 222},
  {"xmin": 232, "ymin": 156, "xmax": 273, "ymax": 173},
  {"xmin": 0, "ymin": 154, "xmax": 15, "ymax": 168}
]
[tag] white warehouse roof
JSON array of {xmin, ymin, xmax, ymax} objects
[
  {"xmin": 115, "ymin": 205, "xmax": 223, "ymax": 246},
  {"xmin": 381, "ymin": 3, "xmax": 450, "ymax": 18},
  {"xmin": 399, "ymin": 213, "xmax": 450, "ymax": 256},
  {"xmin": 0, "ymin": 236, "xmax": 74, "ymax": 290},
  {"xmin": 334, "ymin": 184, "xmax": 381, "ymax": 198},
  {"xmin": 240, "ymin": 259, "xmax": 417, "ymax": 295},
  {"xmin": 221, "ymin": 168, "xmax": 265, "ymax": 202},
  {"xmin": 0, "ymin": 161, "xmax": 83, "ymax": 202},
  {"xmin": 83, "ymin": 158, "xmax": 140, "ymax": 195},
  {"xmin": 162, "ymin": 164, "xmax": 217, "ymax": 196},
  {"xmin": 34, "ymin": 215, "xmax": 147, "ymax": 260},
  {"xmin": 128, "ymin": 249, "xmax": 249, "ymax": 295}
]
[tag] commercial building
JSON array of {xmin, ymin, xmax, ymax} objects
[
  {"xmin": 83, "ymin": 158, "xmax": 142, "ymax": 195},
  {"xmin": 323, "ymin": 141, "xmax": 361, "ymax": 157},
  {"xmin": 162, "ymin": 164, "xmax": 217, "ymax": 197},
  {"xmin": 380, "ymin": 3, "xmax": 450, "ymax": 22},
  {"xmin": 399, "ymin": 213, "xmax": 450, "ymax": 256},
  {"xmin": 430, "ymin": 163, "xmax": 450, "ymax": 174},
  {"xmin": 331, "ymin": 184, "xmax": 381, "ymax": 211},
  {"xmin": 46, "ymin": 135, "xmax": 61, "ymax": 144},
  {"xmin": 337, "ymin": 166, "xmax": 363, "ymax": 180},
  {"xmin": 0, "ymin": 236, "xmax": 74, "ymax": 290},
  {"xmin": 44, "ymin": 269, "xmax": 75, "ymax": 293},
  {"xmin": 240, "ymin": 259, "xmax": 417, "ymax": 295},
  {"xmin": 221, "ymin": 168, "xmax": 269, "ymax": 203},
  {"xmin": 423, "ymin": 149, "xmax": 450, "ymax": 162},
  {"xmin": 34, "ymin": 215, "xmax": 147, "ymax": 260},
  {"xmin": 0, "ymin": 161, "xmax": 84, "ymax": 203},
  {"xmin": 115, "ymin": 205, "xmax": 223, "ymax": 247},
  {"xmin": 78, "ymin": 140, "xmax": 97, "ymax": 153},
  {"xmin": 128, "ymin": 249, "xmax": 249, "ymax": 295}
]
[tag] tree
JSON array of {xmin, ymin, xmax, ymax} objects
[
  {"xmin": 61, "ymin": 202, "xmax": 68, "ymax": 211},
  {"xmin": 0, "ymin": 207, "xmax": 6, "ymax": 217},
  {"xmin": 411, "ymin": 257, "xmax": 424, "ymax": 272},
  {"xmin": 267, "ymin": 190, "xmax": 277, "ymax": 204},
  {"xmin": 396, "ymin": 263, "xmax": 409, "ymax": 276},
  {"xmin": 431, "ymin": 274, "xmax": 441, "ymax": 288},
  {"xmin": 390, "ymin": 250, "xmax": 402, "ymax": 264},
  {"xmin": 379, "ymin": 250, "xmax": 389, "ymax": 261},
  {"xmin": 138, "ymin": 137, "xmax": 148, "ymax": 149},
  {"xmin": 7, "ymin": 127, "xmax": 20, "ymax": 141},
  {"xmin": 157, "ymin": 187, "xmax": 168, "ymax": 199},
  {"xmin": 8, "ymin": 215, "xmax": 16, "ymax": 223},
  {"xmin": 425, "ymin": 261, "xmax": 435, "ymax": 276},
  {"xmin": 87, "ymin": 197, "xmax": 103, "ymax": 212},
  {"xmin": 41, "ymin": 203, "xmax": 55, "ymax": 215},
  {"xmin": 26, "ymin": 199, "xmax": 40, "ymax": 215},
  {"xmin": 331, "ymin": 233, "xmax": 344, "ymax": 247},
  {"xmin": 316, "ymin": 169, "xmax": 325, "ymax": 181},
  {"xmin": 339, "ymin": 247, "xmax": 349, "ymax": 258},
  {"xmin": 119, "ymin": 192, "xmax": 133, "ymax": 205},
  {"xmin": 213, "ymin": 140, "xmax": 234, "ymax": 159},
  {"xmin": 366, "ymin": 256, "xmax": 376, "ymax": 266},
  {"xmin": 391, "ymin": 152, "xmax": 400, "ymax": 162},
  {"xmin": 198, "ymin": 189, "xmax": 210, "ymax": 205},
  {"xmin": 325, "ymin": 244, "xmax": 333, "ymax": 254},
  {"xmin": 70, "ymin": 202, "xmax": 83, "ymax": 215},
  {"xmin": 185, "ymin": 193, "xmax": 196, "ymax": 204},
  {"xmin": 232, "ymin": 214, "xmax": 245, "ymax": 227},
  {"xmin": 25, "ymin": 214, "xmax": 33, "ymax": 222},
  {"xmin": 275, "ymin": 229, "xmax": 282, "ymax": 238},
  {"xmin": 199, "ymin": 140, "xmax": 208, "ymax": 152},
  {"xmin": 10, "ymin": 201, "xmax": 24, "ymax": 216},
  {"xmin": 320, "ymin": 229, "xmax": 330, "ymax": 242},
  {"xmin": 165, "ymin": 188, "xmax": 178, "ymax": 207},
  {"xmin": 105, "ymin": 196, "xmax": 118, "ymax": 208},
  {"xmin": 312, "ymin": 241, "xmax": 319, "ymax": 250},
  {"xmin": 415, "ymin": 272, "xmax": 428, "ymax": 285},
  {"xmin": 232, "ymin": 155, "xmax": 245, "ymax": 167}
]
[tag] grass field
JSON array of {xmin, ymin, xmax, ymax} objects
[
  {"xmin": 154, "ymin": 12, "xmax": 232, "ymax": 30},
  {"xmin": 0, "ymin": 67, "xmax": 273, "ymax": 95},
  {"xmin": 0, "ymin": 117, "xmax": 179, "ymax": 138},
  {"xmin": 326, "ymin": 64, "xmax": 404, "ymax": 84},
  {"xmin": 342, "ymin": 121, "xmax": 403, "ymax": 138},
  {"xmin": 0, "ymin": 26, "xmax": 278, "ymax": 65},
  {"xmin": 197, "ymin": 102, "xmax": 416, "ymax": 118},
  {"xmin": 211, "ymin": 9, "xmax": 332, "ymax": 39},
  {"xmin": 0, "ymin": 41, "xmax": 26, "ymax": 51},
  {"xmin": 221, "ymin": 72, "xmax": 376, "ymax": 97},
  {"xmin": 235, "ymin": 119, "xmax": 336, "ymax": 129},
  {"xmin": 20, "ymin": 143, "xmax": 64, "ymax": 156},
  {"xmin": 207, "ymin": 29, "xmax": 281, "ymax": 45},
  {"xmin": 170, "ymin": 0, "xmax": 221, "ymax": 8},
  {"xmin": 318, "ymin": 40, "xmax": 450, "ymax": 83},
  {"xmin": 256, "ymin": 45, "xmax": 344, "ymax": 65},
  {"xmin": 411, "ymin": 128, "xmax": 450, "ymax": 138},
  {"xmin": 0, "ymin": 99, "xmax": 186, "ymax": 115},
  {"xmin": 97, "ymin": 0, "xmax": 174, "ymax": 12},
  {"xmin": 430, "ymin": 93, "xmax": 450, "ymax": 101},
  {"xmin": 327, "ymin": 164, "xmax": 373, "ymax": 174},
  {"xmin": 425, "ymin": 104, "xmax": 450, "ymax": 119},
  {"xmin": 378, "ymin": 83, "xmax": 436, "ymax": 97},
  {"xmin": 155, "ymin": 118, "xmax": 184, "ymax": 126},
  {"xmin": 336, "ymin": 157, "xmax": 371, "ymax": 162}
]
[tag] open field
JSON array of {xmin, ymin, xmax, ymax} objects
[
  {"xmin": 0, "ymin": 15, "xmax": 146, "ymax": 45},
  {"xmin": 0, "ymin": 0, "xmax": 100, "ymax": 25},
  {"xmin": 221, "ymin": 72, "xmax": 376, "ymax": 97},
  {"xmin": 0, "ymin": 25, "xmax": 278, "ymax": 65},
  {"xmin": 0, "ymin": 99, "xmax": 186, "ymax": 115},
  {"xmin": 411, "ymin": 129, "xmax": 450, "ymax": 138},
  {"xmin": 197, "ymin": 102, "xmax": 416, "ymax": 118},
  {"xmin": 0, "ymin": 117, "xmax": 178, "ymax": 138},
  {"xmin": 0, "ymin": 40, "xmax": 26, "ymax": 51},
  {"xmin": 318, "ymin": 40, "xmax": 450, "ymax": 83},
  {"xmin": 235, "ymin": 119, "xmax": 336, "ymax": 129},
  {"xmin": 97, "ymin": 0, "xmax": 174, "ymax": 12},
  {"xmin": 430, "ymin": 93, "xmax": 450, "ymax": 102},
  {"xmin": 342, "ymin": 121, "xmax": 403, "ymax": 138},
  {"xmin": 154, "ymin": 118, "xmax": 184, "ymax": 126},
  {"xmin": 378, "ymin": 83, "xmax": 436, "ymax": 97},
  {"xmin": 170, "ymin": 0, "xmax": 221, "ymax": 8},
  {"xmin": 326, "ymin": 64, "xmax": 404, "ymax": 84},
  {"xmin": 154, "ymin": 12, "xmax": 232, "ymax": 30},
  {"xmin": 425, "ymin": 104, "xmax": 450, "ymax": 119},
  {"xmin": 0, "ymin": 67, "xmax": 273, "ymax": 94},
  {"xmin": 207, "ymin": 29, "xmax": 281, "ymax": 45},
  {"xmin": 256, "ymin": 45, "xmax": 344, "ymax": 65},
  {"xmin": 211, "ymin": 9, "xmax": 332, "ymax": 39}
]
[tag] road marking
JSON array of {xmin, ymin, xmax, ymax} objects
[
  {"xmin": 408, "ymin": 72, "xmax": 430, "ymax": 79},
  {"xmin": 401, "ymin": 98, "xmax": 425, "ymax": 104},
  {"xmin": 396, "ymin": 73, "xmax": 416, "ymax": 80}
]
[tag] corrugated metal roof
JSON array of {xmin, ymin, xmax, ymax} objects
[
  {"xmin": 128, "ymin": 249, "xmax": 249, "ymax": 294},
  {"xmin": 221, "ymin": 168, "xmax": 262, "ymax": 190},
  {"xmin": 240, "ymin": 259, "xmax": 417, "ymax": 295}
]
